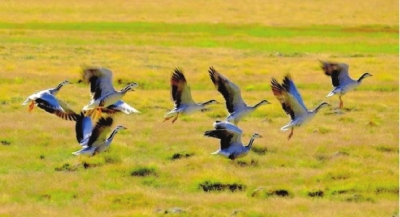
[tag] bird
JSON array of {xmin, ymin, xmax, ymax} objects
[
  {"xmin": 320, "ymin": 61, "xmax": 372, "ymax": 109},
  {"xmin": 208, "ymin": 67, "xmax": 270, "ymax": 125},
  {"xmin": 73, "ymin": 113, "xmax": 126, "ymax": 156},
  {"xmin": 80, "ymin": 66, "xmax": 138, "ymax": 113},
  {"xmin": 22, "ymin": 80, "xmax": 78, "ymax": 121},
  {"xmin": 204, "ymin": 120, "xmax": 262, "ymax": 160},
  {"xmin": 270, "ymin": 74, "xmax": 330, "ymax": 140},
  {"xmin": 99, "ymin": 100, "xmax": 140, "ymax": 115},
  {"xmin": 164, "ymin": 68, "xmax": 217, "ymax": 123}
]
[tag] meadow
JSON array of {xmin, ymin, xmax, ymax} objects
[{"xmin": 0, "ymin": 0, "xmax": 398, "ymax": 216}]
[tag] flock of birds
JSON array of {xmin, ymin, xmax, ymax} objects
[{"xmin": 22, "ymin": 61, "xmax": 372, "ymax": 159}]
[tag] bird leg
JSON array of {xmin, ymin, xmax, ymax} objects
[
  {"xmin": 28, "ymin": 101, "xmax": 35, "ymax": 112},
  {"xmin": 163, "ymin": 116, "xmax": 173, "ymax": 122},
  {"xmin": 339, "ymin": 96, "xmax": 343, "ymax": 109},
  {"xmin": 171, "ymin": 113, "xmax": 179, "ymax": 123},
  {"xmin": 92, "ymin": 108, "xmax": 102, "ymax": 120},
  {"xmin": 287, "ymin": 128, "xmax": 294, "ymax": 140}
]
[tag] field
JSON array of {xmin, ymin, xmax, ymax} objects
[{"xmin": 0, "ymin": 0, "xmax": 398, "ymax": 216}]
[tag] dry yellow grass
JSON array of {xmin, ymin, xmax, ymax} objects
[
  {"xmin": 0, "ymin": 0, "xmax": 397, "ymax": 26},
  {"xmin": 0, "ymin": 0, "xmax": 397, "ymax": 216}
]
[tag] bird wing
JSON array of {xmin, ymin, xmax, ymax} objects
[
  {"xmin": 75, "ymin": 112, "xmax": 93, "ymax": 145},
  {"xmin": 208, "ymin": 67, "xmax": 246, "ymax": 113},
  {"xmin": 320, "ymin": 61, "xmax": 353, "ymax": 87},
  {"xmin": 204, "ymin": 129, "xmax": 235, "ymax": 150},
  {"xmin": 271, "ymin": 75, "xmax": 307, "ymax": 120},
  {"xmin": 35, "ymin": 93, "xmax": 78, "ymax": 121},
  {"xmin": 87, "ymin": 116, "xmax": 113, "ymax": 148},
  {"xmin": 213, "ymin": 121, "xmax": 243, "ymax": 135},
  {"xmin": 102, "ymin": 100, "xmax": 140, "ymax": 114},
  {"xmin": 82, "ymin": 67, "xmax": 116, "ymax": 100},
  {"xmin": 171, "ymin": 69, "xmax": 194, "ymax": 107}
]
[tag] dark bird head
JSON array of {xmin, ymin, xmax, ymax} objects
[{"xmin": 358, "ymin": 72, "xmax": 372, "ymax": 82}]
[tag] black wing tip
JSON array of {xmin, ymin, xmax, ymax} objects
[
  {"xmin": 282, "ymin": 73, "xmax": 292, "ymax": 86},
  {"xmin": 204, "ymin": 130, "xmax": 214, "ymax": 137},
  {"xmin": 283, "ymin": 73, "xmax": 292, "ymax": 81},
  {"xmin": 171, "ymin": 68, "xmax": 185, "ymax": 82},
  {"xmin": 96, "ymin": 116, "xmax": 114, "ymax": 127},
  {"xmin": 270, "ymin": 77, "xmax": 280, "ymax": 86},
  {"xmin": 173, "ymin": 68, "xmax": 183, "ymax": 75},
  {"xmin": 208, "ymin": 66, "xmax": 217, "ymax": 74}
]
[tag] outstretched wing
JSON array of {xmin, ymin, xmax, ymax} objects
[
  {"xmin": 204, "ymin": 129, "xmax": 235, "ymax": 150},
  {"xmin": 82, "ymin": 67, "xmax": 116, "ymax": 100},
  {"xmin": 87, "ymin": 116, "xmax": 113, "ymax": 147},
  {"xmin": 271, "ymin": 75, "xmax": 307, "ymax": 120},
  {"xmin": 75, "ymin": 112, "xmax": 93, "ymax": 145},
  {"xmin": 101, "ymin": 100, "xmax": 140, "ymax": 114},
  {"xmin": 36, "ymin": 93, "xmax": 78, "ymax": 121},
  {"xmin": 208, "ymin": 67, "xmax": 246, "ymax": 113},
  {"xmin": 171, "ymin": 69, "xmax": 194, "ymax": 107},
  {"xmin": 320, "ymin": 61, "xmax": 353, "ymax": 86}
]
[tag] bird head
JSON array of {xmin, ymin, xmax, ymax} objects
[
  {"xmin": 315, "ymin": 102, "xmax": 330, "ymax": 112},
  {"xmin": 115, "ymin": 126, "xmax": 127, "ymax": 132},
  {"xmin": 60, "ymin": 80, "xmax": 73, "ymax": 85},
  {"xmin": 252, "ymin": 133, "xmax": 263, "ymax": 139},
  {"xmin": 362, "ymin": 72, "xmax": 373, "ymax": 78},
  {"xmin": 122, "ymin": 82, "xmax": 138, "ymax": 92}
]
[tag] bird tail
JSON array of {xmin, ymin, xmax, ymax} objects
[
  {"xmin": 326, "ymin": 87, "xmax": 340, "ymax": 97},
  {"xmin": 22, "ymin": 98, "xmax": 31, "ymax": 105},
  {"xmin": 82, "ymin": 101, "xmax": 98, "ymax": 111},
  {"xmin": 326, "ymin": 91, "xmax": 335, "ymax": 97},
  {"xmin": 72, "ymin": 146, "xmax": 95, "ymax": 156},
  {"xmin": 211, "ymin": 150, "xmax": 220, "ymax": 155},
  {"xmin": 280, "ymin": 124, "xmax": 291, "ymax": 131},
  {"xmin": 204, "ymin": 130, "xmax": 216, "ymax": 138},
  {"xmin": 163, "ymin": 110, "xmax": 177, "ymax": 118}
]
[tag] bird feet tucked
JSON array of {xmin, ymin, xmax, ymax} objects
[
  {"xmin": 28, "ymin": 101, "xmax": 35, "ymax": 112},
  {"xmin": 172, "ymin": 114, "xmax": 179, "ymax": 123},
  {"xmin": 287, "ymin": 128, "xmax": 293, "ymax": 140},
  {"xmin": 163, "ymin": 116, "xmax": 173, "ymax": 122}
]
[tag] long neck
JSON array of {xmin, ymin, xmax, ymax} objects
[
  {"xmin": 106, "ymin": 129, "xmax": 120, "ymax": 143},
  {"xmin": 313, "ymin": 103, "xmax": 327, "ymax": 113},
  {"xmin": 357, "ymin": 73, "xmax": 369, "ymax": 83},
  {"xmin": 120, "ymin": 85, "xmax": 132, "ymax": 94},
  {"xmin": 252, "ymin": 101, "xmax": 265, "ymax": 109},
  {"xmin": 246, "ymin": 136, "xmax": 256, "ymax": 149},
  {"xmin": 201, "ymin": 100, "xmax": 215, "ymax": 106},
  {"xmin": 52, "ymin": 82, "xmax": 66, "ymax": 95}
]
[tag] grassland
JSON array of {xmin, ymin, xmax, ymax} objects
[{"xmin": 0, "ymin": 0, "xmax": 398, "ymax": 216}]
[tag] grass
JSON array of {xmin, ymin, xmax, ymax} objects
[
  {"xmin": 0, "ymin": 23, "xmax": 397, "ymax": 54},
  {"xmin": 0, "ymin": 0, "xmax": 398, "ymax": 216}
]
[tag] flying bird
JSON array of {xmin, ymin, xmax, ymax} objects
[
  {"xmin": 204, "ymin": 120, "xmax": 262, "ymax": 160},
  {"xmin": 164, "ymin": 68, "xmax": 217, "ymax": 123},
  {"xmin": 320, "ymin": 61, "xmax": 372, "ymax": 109},
  {"xmin": 22, "ymin": 80, "xmax": 78, "ymax": 121},
  {"xmin": 73, "ymin": 113, "xmax": 126, "ymax": 156},
  {"xmin": 208, "ymin": 67, "xmax": 270, "ymax": 125},
  {"xmin": 99, "ymin": 100, "xmax": 140, "ymax": 115},
  {"xmin": 80, "ymin": 67, "xmax": 137, "ymax": 114},
  {"xmin": 271, "ymin": 74, "xmax": 329, "ymax": 140}
]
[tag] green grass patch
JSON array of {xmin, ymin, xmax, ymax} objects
[{"xmin": 0, "ymin": 22, "xmax": 397, "ymax": 54}]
